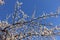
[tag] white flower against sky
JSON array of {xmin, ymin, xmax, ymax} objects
[{"xmin": 0, "ymin": 0, "xmax": 4, "ymax": 5}]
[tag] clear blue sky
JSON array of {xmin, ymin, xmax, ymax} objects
[{"xmin": 0, "ymin": 0, "xmax": 60, "ymax": 40}]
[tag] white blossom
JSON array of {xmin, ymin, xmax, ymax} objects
[{"xmin": 0, "ymin": 0, "xmax": 4, "ymax": 5}]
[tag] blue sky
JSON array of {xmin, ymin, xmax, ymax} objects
[{"xmin": 0, "ymin": 0, "xmax": 60, "ymax": 40}]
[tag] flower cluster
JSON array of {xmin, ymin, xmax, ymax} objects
[{"xmin": 0, "ymin": 0, "xmax": 60, "ymax": 40}]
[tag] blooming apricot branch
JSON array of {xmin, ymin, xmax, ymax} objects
[{"xmin": 0, "ymin": 0, "xmax": 60, "ymax": 40}]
